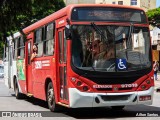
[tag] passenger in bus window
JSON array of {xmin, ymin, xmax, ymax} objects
[
  {"xmin": 30, "ymin": 45, "xmax": 38, "ymax": 61},
  {"xmin": 17, "ymin": 56, "xmax": 21, "ymax": 59}
]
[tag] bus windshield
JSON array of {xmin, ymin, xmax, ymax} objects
[{"xmin": 71, "ymin": 25, "xmax": 151, "ymax": 72}]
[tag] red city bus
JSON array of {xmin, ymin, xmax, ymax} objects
[{"xmin": 4, "ymin": 4, "xmax": 154, "ymax": 112}]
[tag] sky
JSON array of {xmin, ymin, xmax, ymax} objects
[{"xmin": 156, "ymin": 0, "xmax": 160, "ymax": 7}]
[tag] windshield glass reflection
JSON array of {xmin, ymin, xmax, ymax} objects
[{"xmin": 71, "ymin": 25, "xmax": 151, "ymax": 72}]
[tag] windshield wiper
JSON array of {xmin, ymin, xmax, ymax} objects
[
  {"xmin": 125, "ymin": 23, "xmax": 134, "ymax": 60},
  {"xmin": 127, "ymin": 23, "xmax": 134, "ymax": 49},
  {"xmin": 91, "ymin": 22, "xmax": 108, "ymax": 44}
]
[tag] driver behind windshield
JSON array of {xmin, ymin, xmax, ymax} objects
[{"xmin": 72, "ymin": 25, "xmax": 115, "ymax": 71}]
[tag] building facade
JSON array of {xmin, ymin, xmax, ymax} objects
[
  {"xmin": 64, "ymin": 0, "xmax": 95, "ymax": 5},
  {"xmin": 96, "ymin": 0, "xmax": 156, "ymax": 11},
  {"xmin": 150, "ymin": 27, "xmax": 160, "ymax": 62},
  {"xmin": 64, "ymin": 0, "xmax": 156, "ymax": 11},
  {"xmin": 152, "ymin": 27, "xmax": 160, "ymax": 46}
]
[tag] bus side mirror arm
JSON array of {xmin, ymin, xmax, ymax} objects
[{"xmin": 65, "ymin": 25, "xmax": 72, "ymax": 40}]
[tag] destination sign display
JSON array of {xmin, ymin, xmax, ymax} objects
[{"xmin": 71, "ymin": 7, "xmax": 147, "ymax": 23}]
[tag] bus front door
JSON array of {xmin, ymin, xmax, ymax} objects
[
  {"xmin": 25, "ymin": 39, "xmax": 33, "ymax": 94},
  {"xmin": 58, "ymin": 28, "xmax": 68, "ymax": 103}
]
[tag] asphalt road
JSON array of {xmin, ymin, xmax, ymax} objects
[{"xmin": 0, "ymin": 78, "xmax": 160, "ymax": 120}]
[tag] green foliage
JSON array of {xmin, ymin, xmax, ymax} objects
[
  {"xmin": 0, "ymin": 0, "xmax": 66, "ymax": 36},
  {"xmin": 146, "ymin": 7, "xmax": 160, "ymax": 26},
  {"xmin": 0, "ymin": 42, "xmax": 4, "ymax": 58},
  {"xmin": 31, "ymin": 0, "xmax": 65, "ymax": 21},
  {"xmin": 0, "ymin": 0, "xmax": 66, "ymax": 58}
]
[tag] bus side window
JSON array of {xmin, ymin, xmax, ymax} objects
[
  {"xmin": 17, "ymin": 36, "xmax": 25, "ymax": 59},
  {"xmin": 13, "ymin": 38, "xmax": 18, "ymax": 60},
  {"xmin": 35, "ymin": 28, "xmax": 42, "ymax": 57},
  {"xmin": 3, "ymin": 45, "xmax": 8, "ymax": 62},
  {"xmin": 43, "ymin": 23, "xmax": 55, "ymax": 56}
]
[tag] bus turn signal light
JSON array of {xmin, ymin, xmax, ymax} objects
[
  {"xmin": 141, "ymin": 85, "xmax": 146, "ymax": 90},
  {"xmin": 137, "ymin": 79, "xmax": 152, "ymax": 91},
  {"xmin": 146, "ymin": 80, "xmax": 151, "ymax": 84},
  {"xmin": 77, "ymin": 81, "xmax": 82, "ymax": 86},
  {"xmin": 83, "ymin": 86, "xmax": 89, "ymax": 91}
]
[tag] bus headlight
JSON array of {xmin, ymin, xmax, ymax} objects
[
  {"xmin": 83, "ymin": 86, "xmax": 89, "ymax": 91},
  {"xmin": 141, "ymin": 85, "xmax": 146, "ymax": 90},
  {"xmin": 70, "ymin": 77, "xmax": 91, "ymax": 92},
  {"xmin": 146, "ymin": 80, "xmax": 151, "ymax": 84},
  {"xmin": 137, "ymin": 79, "xmax": 153, "ymax": 91}
]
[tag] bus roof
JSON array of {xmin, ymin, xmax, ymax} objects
[
  {"xmin": 7, "ymin": 32, "xmax": 21, "ymax": 41},
  {"xmin": 23, "ymin": 4, "xmax": 145, "ymax": 34}
]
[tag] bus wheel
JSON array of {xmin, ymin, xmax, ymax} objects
[
  {"xmin": 47, "ymin": 82, "xmax": 61, "ymax": 112},
  {"xmin": 111, "ymin": 106, "xmax": 125, "ymax": 110},
  {"xmin": 14, "ymin": 79, "xmax": 23, "ymax": 99}
]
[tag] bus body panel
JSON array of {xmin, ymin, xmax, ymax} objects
[
  {"xmin": 4, "ymin": 61, "xmax": 9, "ymax": 87},
  {"xmin": 12, "ymin": 60, "xmax": 17, "ymax": 88},
  {"xmin": 4, "ymin": 53, "xmax": 16, "ymax": 89},
  {"xmin": 31, "ymin": 56, "xmax": 54, "ymax": 101},
  {"xmin": 18, "ymin": 80, "xmax": 26, "ymax": 94},
  {"xmin": 4, "ymin": 55, "xmax": 25, "ymax": 94}
]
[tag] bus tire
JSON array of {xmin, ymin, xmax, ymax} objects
[
  {"xmin": 47, "ymin": 82, "xmax": 61, "ymax": 112},
  {"xmin": 14, "ymin": 79, "xmax": 23, "ymax": 99},
  {"xmin": 111, "ymin": 106, "xmax": 125, "ymax": 110}
]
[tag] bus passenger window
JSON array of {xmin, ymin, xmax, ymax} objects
[
  {"xmin": 35, "ymin": 29, "xmax": 43, "ymax": 57},
  {"xmin": 30, "ymin": 44, "xmax": 38, "ymax": 61},
  {"xmin": 17, "ymin": 37, "xmax": 25, "ymax": 59},
  {"xmin": 43, "ymin": 23, "xmax": 54, "ymax": 55},
  {"xmin": 3, "ymin": 45, "xmax": 8, "ymax": 62}
]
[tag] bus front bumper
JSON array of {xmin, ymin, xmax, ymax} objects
[{"xmin": 69, "ymin": 87, "xmax": 154, "ymax": 108}]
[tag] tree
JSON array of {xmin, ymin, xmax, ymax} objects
[
  {"xmin": 0, "ymin": 0, "xmax": 65, "ymax": 58},
  {"xmin": 146, "ymin": 7, "xmax": 160, "ymax": 27},
  {"xmin": 0, "ymin": 0, "xmax": 65, "ymax": 37}
]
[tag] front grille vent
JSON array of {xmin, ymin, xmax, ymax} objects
[{"xmin": 100, "ymin": 95, "xmax": 131, "ymax": 101}]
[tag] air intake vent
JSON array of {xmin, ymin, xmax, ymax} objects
[{"xmin": 100, "ymin": 95, "xmax": 131, "ymax": 101}]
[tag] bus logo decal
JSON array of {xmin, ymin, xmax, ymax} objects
[
  {"xmin": 35, "ymin": 61, "xmax": 42, "ymax": 69},
  {"xmin": 35, "ymin": 60, "xmax": 50, "ymax": 69},
  {"xmin": 116, "ymin": 59, "xmax": 127, "ymax": 70},
  {"xmin": 58, "ymin": 20, "xmax": 65, "ymax": 25},
  {"xmin": 113, "ymin": 87, "xmax": 118, "ymax": 91}
]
